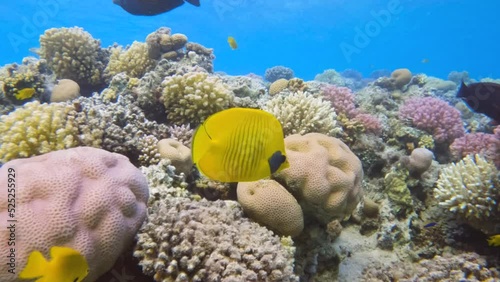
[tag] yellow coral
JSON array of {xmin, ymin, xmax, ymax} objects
[
  {"xmin": 287, "ymin": 78, "xmax": 308, "ymax": 92},
  {"xmin": 0, "ymin": 101, "xmax": 79, "ymax": 162},
  {"xmin": 269, "ymin": 78, "xmax": 288, "ymax": 95},
  {"xmin": 264, "ymin": 91, "xmax": 341, "ymax": 136},
  {"xmin": 161, "ymin": 72, "xmax": 234, "ymax": 125},
  {"xmin": 39, "ymin": 27, "xmax": 102, "ymax": 85},
  {"xmin": 104, "ymin": 42, "xmax": 156, "ymax": 79}
]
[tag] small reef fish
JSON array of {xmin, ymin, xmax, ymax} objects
[
  {"xmin": 191, "ymin": 108, "xmax": 290, "ymax": 182},
  {"xmin": 456, "ymin": 81, "xmax": 500, "ymax": 123},
  {"xmin": 14, "ymin": 87, "xmax": 36, "ymax": 100},
  {"xmin": 113, "ymin": 0, "xmax": 200, "ymax": 16},
  {"xmin": 421, "ymin": 58, "xmax": 430, "ymax": 64},
  {"xmin": 487, "ymin": 234, "xmax": 500, "ymax": 247},
  {"xmin": 19, "ymin": 246, "xmax": 89, "ymax": 282},
  {"xmin": 227, "ymin": 36, "xmax": 238, "ymax": 50},
  {"xmin": 423, "ymin": 222, "xmax": 437, "ymax": 228}
]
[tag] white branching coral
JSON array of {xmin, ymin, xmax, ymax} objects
[
  {"xmin": 435, "ymin": 154, "xmax": 500, "ymax": 221},
  {"xmin": 263, "ymin": 91, "xmax": 341, "ymax": 137}
]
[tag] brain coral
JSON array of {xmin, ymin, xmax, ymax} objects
[
  {"xmin": 0, "ymin": 147, "xmax": 149, "ymax": 282},
  {"xmin": 435, "ymin": 154, "xmax": 499, "ymax": 233},
  {"xmin": 161, "ymin": 72, "xmax": 234, "ymax": 125},
  {"xmin": 237, "ymin": 179, "xmax": 304, "ymax": 237},
  {"xmin": 264, "ymin": 91, "xmax": 341, "ymax": 137},
  {"xmin": 39, "ymin": 27, "xmax": 104, "ymax": 86},
  {"xmin": 274, "ymin": 133, "xmax": 363, "ymax": 224},
  {"xmin": 134, "ymin": 197, "xmax": 298, "ymax": 282},
  {"xmin": 0, "ymin": 101, "xmax": 78, "ymax": 163}
]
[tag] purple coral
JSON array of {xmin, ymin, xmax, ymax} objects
[
  {"xmin": 450, "ymin": 132, "xmax": 500, "ymax": 168},
  {"xmin": 399, "ymin": 97, "xmax": 465, "ymax": 143},
  {"xmin": 264, "ymin": 66, "xmax": 294, "ymax": 82}
]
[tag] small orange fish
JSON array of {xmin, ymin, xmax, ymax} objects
[{"xmin": 227, "ymin": 36, "xmax": 238, "ymax": 50}]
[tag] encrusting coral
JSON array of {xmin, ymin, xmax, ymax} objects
[
  {"xmin": 39, "ymin": 27, "xmax": 105, "ymax": 86},
  {"xmin": 264, "ymin": 91, "xmax": 341, "ymax": 137},
  {"xmin": 0, "ymin": 147, "xmax": 149, "ymax": 282},
  {"xmin": 161, "ymin": 72, "xmax": 234, "ymax": 125},
  {"xmin": 134, "ymin": 197, "xmax": 299, "ymax": 282}
]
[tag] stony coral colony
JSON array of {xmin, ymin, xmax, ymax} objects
[{"xmin": 0, "ymin": 26, "xmax": 499, "ymax": 282}]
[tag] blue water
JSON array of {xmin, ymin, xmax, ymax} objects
[{"xmin": 1, "ymin": 0, "xmax": 499, "ymax": 80}]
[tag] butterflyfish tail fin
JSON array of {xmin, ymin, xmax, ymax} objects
[{"xmin": 19, "ymin": 250, "xmax": 48, "ymax": 279}]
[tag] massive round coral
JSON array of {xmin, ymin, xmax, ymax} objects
[
  {"xmin": 0, "ymin": 147, "xmax": 149, "ymax": 282},
  {"xmin": 274, "ymin": 133, "xmax": 363, "ymax": 224}
]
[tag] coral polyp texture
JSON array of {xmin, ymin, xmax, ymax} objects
[
  {"xmin": 0, "ymin": 147, "xmax": 149, "ymax": 282},
  {"xmin": 264, "ymin": 91, "xmax": 340, "ymax": 136},
  {"xmin": 434, "ymin": 154, "xmax": 500, "ymax": 232},
  {"xmin": 0, "ymin": 101, "xmax": 78, "ymax": 163},
  {"xmin": 134, "ymin": 197, "xmax": 298, "ymax": 282},
  {"xmin": 39, "ymin": 27, "xmax": 104, "ymax": 86},
  {"xmin": 275, "ymin": 133, "xmax": 363, "ymax": 224},
  {"xmin": 399, "ymin": 97, "xmax": 465, "ymax": 143},
  {"xmin": 161, "ymin": 72, "xmax": 234, "ymax": 125}
]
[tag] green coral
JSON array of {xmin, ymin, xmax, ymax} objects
[
  {"xmin": 39, "ymin": 27, "xmax": 104, "ymax": 86},
  {"xmin": 104, "ymin": 41, "xmax": 156, "ymax": 79},
  {"xmin": 435, "ymin": 154, "xmax": 500, "ymax": 222},
  {"xmin": 0, "ymin": 101, "xmax": 79, "ymax": 162},
  {"xmin": 417, "ymin": 134, "xmax": 435, "ymax": 150},
  {"xmin": 161, "ymin": 72, "xmax": 233, "ymax": 125},
  {"xmin": 263, "ymin": 91, "xmax": 341, "ymax": 137},
  {"xmin": 384, "ymin": 168, "xmax": 413, "ymax": 214}
]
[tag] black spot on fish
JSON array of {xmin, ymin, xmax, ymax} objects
[
  {"xmin": 268, "ymin": 151, "xmax": 286, "ymax": 174},
  {"xmin": 456, "ymin": 81, "xmax": 500, "ymax": 122},
  {"xmin": 113, "ymin": 0, "xmax": 200, "ymax": 16}
]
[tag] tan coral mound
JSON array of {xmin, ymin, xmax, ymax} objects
[
  {"xmin": 0, "ymin": 147, "xmax": 149, "ymax": 282},
  {"xmin": 237, "ymin": 179, "xmax": 304, "ymax": 237},
  {"xmin": 157, "ymin": 138, "xmax": 192, "ymax": 175},
  {"xmin": 275, "ymin": 133, "xmax": 363, "ymax": 223}
]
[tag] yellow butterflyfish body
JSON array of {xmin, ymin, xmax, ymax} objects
[
  {"xmin": 487, "ymin": 234, "xmax": 500, "ymax": 247},
  {"xmin": 227, "ymin": 36, "xmax": 238, "ymax": 50},
  {"xmin": 14, "ymin": 87, "xmax": 36, "ymax": 100},
  {"xmin": 192, "ymin": 108, "xmax": 289, "ymax": 182},
  {"xmin": 19, "ymin": 246, "xmax": 89, "ymax": 282}
]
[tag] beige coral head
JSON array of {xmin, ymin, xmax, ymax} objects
[
  {"xmin": 237, "ymin": 179, "xmax": 304, "ymax": 237},
  {"xmin": 391, "ymin": 68, "xmax": 412, "ymax": 88},
  {"xmin": 269, "ymin": 78, "xmax": 289, "ymax": 95},
  {"xmin": 157, "ymin": 138, "xmax": 192, "ymax": 175},
  {"xmin": 50, "ymin": 79, "xmax": 80, "ymax": 102},
  {"xmin": 275, "ymin": 133, "xmax": 363, "ymax": 224}
]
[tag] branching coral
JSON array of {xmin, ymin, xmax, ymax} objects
[
  {"xmin": 134, "ymin": 197, "xmax": 298, "ymax": 282},
  {"xmin": 161, "ymin": 72, "xmax": 233, "ymax": 125},
  {"xmin": 105, "ymin": 41, "xmax": 156, "ymax": 79},
  {"xmin": 0, "ymin": 101, "xmax": 79, "ymax": 162},
  {"xmin": 435, "ymin": 154, "xmax": 499, "ymax": 226},
  {"xmin": 264, "ymin": 91, "xmax": 341, "ymax": 136},
  {"xmin": 39, "ymin": 27, "xmax": 105, "ymax": 86}
]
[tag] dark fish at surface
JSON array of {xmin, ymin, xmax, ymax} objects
[
  {"xmin": 457, "ymin": 81, "xmax": 500, "ymax": 122},
  {"xmin": 113, "ymin": 0, "xmax": 200, "ymax": 16}
]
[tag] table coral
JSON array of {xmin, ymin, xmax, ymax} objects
[
  {"xmin": 161, "ymin": 72, "xmax": 233, "ymax": 125},
  {"xmin": 264, "ymin": 91, "xmax": 341, "ymax": 137},
  {"xmin": 0, "ymin": 101, "xmax": 79, "ymax": 163},
  {"xmin": 274, "ymin": 133, "xmax": 363, "ymax": 224},
  {"xmin": 0, "ymin": 147, "xmax": 149, "ymax": 282},
  {"xmin": 39, "ymin": 27, "xmax": 105, "ymax": 86},
  {"xmin": 134, "ymin": 197, "xmax": 298, "ymax": 282}
]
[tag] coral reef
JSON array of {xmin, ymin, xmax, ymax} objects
[
  {"xmin": 265, "ymin": 66, "xmax": 294, "ymax": 82},
  {"xmin": 0, "ymin": 147, "xmax": 149, "ymax": 282},
  {"xmin": 0, "ymin": 57, "xmax": 48, "ymax": 104},
  {"xmin": 50, "ymin": 78, "xmax": 80, "ymax": 102},
  {"xmin": 105, "ymin": 41, "xmax": 156, "ymax": 79},
  {"xmin": 157, "ymin": 138, "xmax": 192, "ymax": 175},
  {"xmin": 134, "ymin": 197, "xmax": 298, "ymax": 282},
  {"xmin": 450, "ymin": 132, "xmax": 500, "ymax": 168},
  {"xmin": 264, "ymin": 91, "xmax": 340, "ymax": 136}
]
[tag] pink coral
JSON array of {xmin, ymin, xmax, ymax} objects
[
  {"xmin": 399, "ymin": 97, "xmax": 465, "ymax": 143},
  {"xmin": 0, "ymin": 147, "xmax": 149, "ymax": 282},
  {"xmin": 322, "ymin": 85, "xmax": 359, "ymax": 118},
  {"xmin": 450, "ymin": 132, "xmax": 500, "ymax": 168},
  {"xmin": 353, "ymin": 113, "xmax": 382, "ymax": 135}
]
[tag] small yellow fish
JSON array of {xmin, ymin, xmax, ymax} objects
[
  {"xmin": 227, "ymin": 36, "xmax": 238, "ymax": 50},
  {"xmin": 19, "ymin": 246, "xmax": 89, "ymax": 282},
  {"xmin": 421, "ymin": 58, "xmax": 430, "ymax": 64},
  {"xmin": 14, "ymin": 88, "xmax": 36, "ymax": 100},
  {"xmin": 487, "ymin": 234, "xmax": 500, "ymax": 247},
  {"xmin": 192, "ymin": 108, "xmax": 289, "ymax": 182}
]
